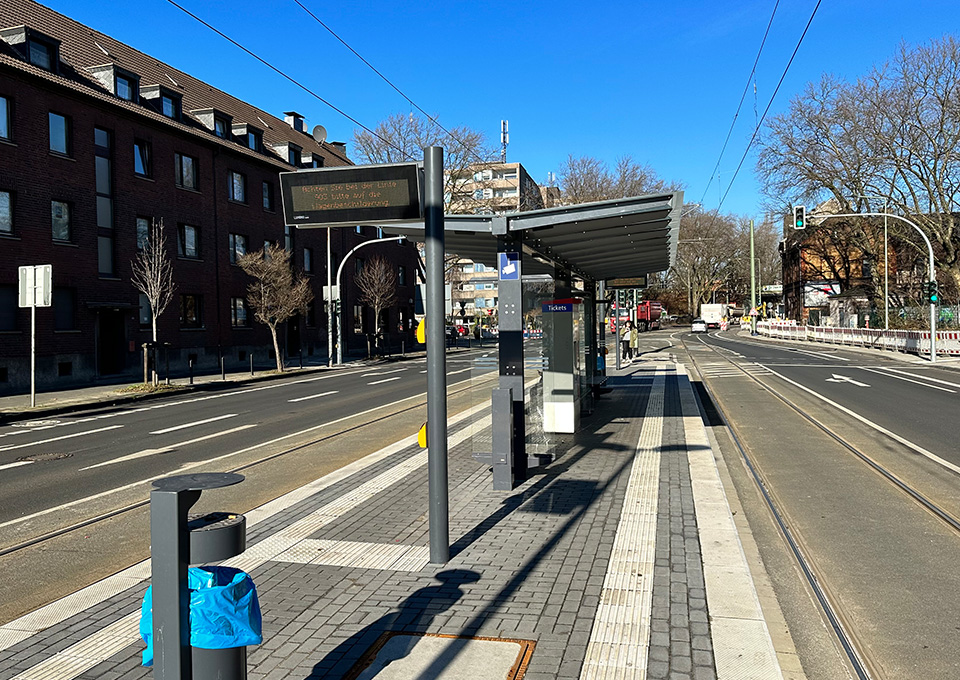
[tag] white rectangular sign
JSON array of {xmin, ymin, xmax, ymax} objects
[{"xmin": 18, "ymin": 265, "xmax": 52, "ymax": 308}]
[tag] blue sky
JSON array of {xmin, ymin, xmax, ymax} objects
[{"xmin": 42, "ymin": 0, "xmax": 960, "ymax": 219}]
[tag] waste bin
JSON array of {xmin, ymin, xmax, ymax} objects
[{"xmin": 143, "ymin": 473, "xmax": 260, "ymax": 680}]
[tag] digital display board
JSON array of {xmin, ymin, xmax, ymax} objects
[{"xmin": 280, "ymin": 163, "xmax": 422, "ymax": 227}]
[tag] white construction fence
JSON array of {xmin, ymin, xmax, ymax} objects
[{"xmin": 756, "ymin": 321, "xmax": 960, "ymax": 357}]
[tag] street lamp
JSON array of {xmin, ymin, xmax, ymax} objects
[
  {"xmin": 334, "ymin": 234, "xmax": 405, "ymax": 365},
  {"xmin": 857, "ymin": 194, "xmax": 889, "ymax": 329}
]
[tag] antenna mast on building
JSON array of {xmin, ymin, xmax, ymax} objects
[{"xmin": 500, "ymin": 120, "xmax": 509, "ymax": 163}]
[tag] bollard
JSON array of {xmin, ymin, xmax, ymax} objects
[
  {"xmin": 401, "ymin": 340, "xmax": 405, "ymax": 356},
  {"xmin": 221, "ymin": 356, "xmax": 226, "ymax": 381},
  {"xmin": 148, "ymin": 473, "xmax": 252, "ymax": 680},
  {"xmin": 249, "ymin": 354, "xmax": 254, "ymax": 377},
  {"xmin": 299, "ymin": 349, "xmax": 303, "ymax": 369},
  {"xmin": 188, "ymin": 359, "xmax": 194, "ymax": 385},
  {"xmin": 164, "ymin": 345, "xmax": 170, "ymax": 386}
]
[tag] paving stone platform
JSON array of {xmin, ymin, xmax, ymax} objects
[{"xmin": 0, "ymin": 358, "xmax": 783, "ymax": 680}]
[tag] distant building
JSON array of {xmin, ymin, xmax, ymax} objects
[
  {"xmin": 0, "ymin": 1, "xmax": 419, "ymax": 391},
  {"xmin": 448, "ymin": 161, "xmax": 544, "ymax": 214}
]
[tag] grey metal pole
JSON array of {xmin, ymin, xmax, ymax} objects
[
  {"xmin": 750, "ymin": 219, "xmax": 758, "ymax": 335},
  {"xmin": 327, "ymin": 227, "xmax": 334, "ymax": 367},
  {"xmin": 614, "ymin": 290, "xmax": 621, "ymax": 370},
  {"xmin": 30, "ymin": 303, "xmax": 35, "ymax": 408},
  {"xmin": 424, "ymin": 146, "xmax": 449, "ymax": 564}
]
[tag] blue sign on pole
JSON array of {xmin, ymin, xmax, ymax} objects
[
  {"xmin": 499, "ymin": 252, "xmax": 520, "ymax": 281},
  {"xmin": 542, "ymin": 303, "xmax": 573, "ymax": 313}
]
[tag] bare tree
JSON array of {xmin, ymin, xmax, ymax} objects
[
  {"xmin": 757, "ymin": 36, "xmax": 960, "ymax": 296},
  {"xmin": 130, "ymin": 218, "xmax": 175, "ymax": 383},
  {"xmin": 354, "ymin": 255, "xmax": 398, "ymax": 356},
  {"xmin": 238, "ymin": 244, "xmax": 313, "ymax": 372},
  {"xmin": 559, "ymin": 154, "xmax": 679, "ymax": 205},
  {"xmin": 669, "ymin": 209, "xmax": 741, "ymax": 314}
]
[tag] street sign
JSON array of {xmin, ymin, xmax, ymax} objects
[
  {"xmin": 498, "ymin": 252, "xmax": 520, "ymax": 281},
  {"xmin": 606, "ymin": 276, "xmax": 647, "ymax": 289},
  {"xmin": 18, "ymin": 265, "xmax": 52, "ymax": 308},
  {"xmin": 280, "ymin": 162, "xmax": 423, "ymax": 228}
]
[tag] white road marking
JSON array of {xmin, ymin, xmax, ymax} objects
[
  {"xmin": 368, "ymin": 377, "xmax": 401, "ymax": 385},
  {"xmin": 79, "ymin": 424, "xmax": 259, "ymax": 470},
  {"xmin": 868, "ymin": 366, "xmax": 960, "ymax": 390},
  {"xmin": 859, "ymin": 367, "xmax": 956, "ymax": 393},
  {"xmin": 0, "ymin": 425, "xmax": 124, "ymax": 453},
  {"xmin": 825, "ymin": 374, "xmax": 870, "ymax": 387},
  {"xmin": 361, "ymin": 368, "xmax": 406, "ymax": 377},
  {"xmin": 0, "ymin": 460, "xmax": 33, "ymax": 471},
  {"xmin": 149, "ymin": 413, "xmax": 237, "ymax": 435},
  {"xmin": 0, "ymin": 375, "xmax": 488, "ymax": 533},
  {"xmin": 287, "ymin": 390, "xmax": 339, "ymax": 403},
  {"xmin": 447, "ymin": 368, "xmax": 473, "ymax": 376},
  {"xmin": 765, "ymin": 366, "xmax": 960, "ymax": 476},
  {"xmin": 420, "ymin": 370, "xmax": 427, "ymax": 373},
  {"xmin": 710, "ymin": 333, "xmax": 850, "ymax": 361}
]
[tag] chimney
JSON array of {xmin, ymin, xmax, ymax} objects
[
  {"xmin": 283, "ymin": 111, "xmax": 305, "ymax": 133},
  {"xmin": 330, "ymin": 141, "xmax": 347, "ymax": 154}
]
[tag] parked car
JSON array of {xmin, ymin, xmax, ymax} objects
[{"xmin": 691, "ymin": 318, "xmax": 708, "ymax": 333}]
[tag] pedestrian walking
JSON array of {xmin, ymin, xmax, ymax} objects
[
  {"xmin": 629, "ymin": 323, "xmax": 639, "ymax": 362},
  {"xmin": 621, "ymin": 322, "xmax": 632, "ymax": 362}
]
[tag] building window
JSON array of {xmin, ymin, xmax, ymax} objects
[
  {"xmin": 0, "ymin": 191, "xmax": 11, "ymax": 234},
  {"xmin": 95, "ymin": 128, "xmax": 113, "ymax": 230},
  {"xmin": 29, "ymin": 39, "xmax": 54, "ymax": 71},
  {"xmin": 49, "ymin": 112, "xmax": 69, "ymax": 155},
  {"xmin": 51, "ymin": 201, "xmax": 70, "ymax": 241},
  {"xmin": 356, "ymin": 257, "xmax": 364, "ymax": 274},
  {"xmin": 178, "ymin": 223, "xmax": 199, "ymax": 258},
  {"xmin": 303, "ymin": 247, "xmax": 313, "ymax": 273},
  {"xmin": 175, "ymin": 153, "xmax": 197, "ymax": 190},
  {"xmin": 262, "ymin": 181, "xmax": 274, "ymax": 211},
  {"xmin": 214, "ymin": 116, "xmax": 230, "ymax": 139},
  {"xmin": 98, "ymin": 235, "xmax": 114, "ymax": 276},
  {"xmin": 229, "ymin": 233, "xmax": 247, "ymax": 264},
  {"xmin": 285, "ymin": 225, "xmax": 292, "ymax": 252},
  {"xmin": 161, "ymin": 93, "xmax": 180, "ymax": 120},
  {"xmin": 398, "ymin": 265, "xmax": 406, "ymax": 286},
  {"xmin": 136, "ymin": 216, "xmax": 150, "ymax": 250},
  {"xmin": 353, "ymin": 304, "xmax": 364, "ymax": 334},
  {"xmin": 230, "ymin": 297, "xmax": 248, "ymax": 327},
  {"xmin": 179, "ymin": 294, "xmax": 202, "ymax": 328},
  {"xmin": 305, "ymin": 299, "xmax": 316, "ymax": 327},
  {"xmin": 0, "ymin": 96, "xmax": 9, "ymax": 141},
  {"xmin": 116, "ymin": 74, "xmax": 135, "ymax": 101},
  {"xmin": 134, "ymin": 139, "xmax": 151, "ymax": 177},
  {"xmin": 0, "ymin": 285, "xmax": 16, "ymax": 331},
  {"xmin": 53, "ymin": 288, "xmax": 77, "ymax": 330},
  {"xmin": 228, "ymin": 171, "xmax": 246, "ymax": 203},
  {"xmin": 356, "ymin": 226, "xmax": 363, "ymax": 234},
  {"xmin": 288, "ymin": 146, "xmax": 301, "ymax": 166},
  {"xmin": 139, "ymin": 293, "xmax": 151, "ymax": 326},
  {"xmin": 246, "ymin": 130, "xmax": 261, "ymax": 151}
]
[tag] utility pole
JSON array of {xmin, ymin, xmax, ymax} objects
[{"xmin": 750, "ymin": 219, "xmax": 758, "ymax": 335}]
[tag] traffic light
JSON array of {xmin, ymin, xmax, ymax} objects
[
  {"xmin": 793, "ymin": 205, "xmax": 806, "ymax": 229},
  {"xmin": 927, "ymin": 280, "xmax": 939, "ymax": 304}
]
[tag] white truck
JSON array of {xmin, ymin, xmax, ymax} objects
[{"xmin": 699, "ymin": 303, "xmax": 729, "ymax": 329}]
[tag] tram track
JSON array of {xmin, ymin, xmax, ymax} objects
[{"xmin": 677, "ymin": 332, "xmax": 960, "ymax": 680}]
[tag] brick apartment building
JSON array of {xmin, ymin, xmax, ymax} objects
[{"xmin": 0, "ymin": 1, "xmax": 419, "ymax": 392}]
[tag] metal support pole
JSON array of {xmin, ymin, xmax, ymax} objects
[
  {"xmin": 150, "ymin": 486, "xmax": 201, "ymax": 680},
  {"xmin": 189, "ymin": 359, "xmax": 194, "ymax": 385},
  {"xmin": 424, "ymin": 146, "xmax": 449, "ymax": 564},
  {"xmin": 221, "ymin": 356, "xmax": 225, "ymax": 381},
  {"xmin": 327, "ymin": 227, "xmax": 334, "ymax": 367},
  {"xmin": 30, "ymin": 304, "xmax": 35, "ymax": 408},
  {"xmin": 750, "ymin": 219, "xmax": 758, "ymax": 335},
  {"xmin": 250, "ymin": 354, "xmax": 254, "ymax": 377},
  {"xmin": 614, "ymin": 291, "xmax": 621, "ymax": 369}
]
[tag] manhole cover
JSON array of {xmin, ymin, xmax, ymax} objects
[
  {"xmin": 345, "ymin": 633, "xmax": 534, "ymax": 680},
  {"xmin": 16, "ymin": 452, "xmax": 72, "ymax": 462},
  {"xmin": 11, "ymin": 420, "xmax": 61, "ymax": 428}
]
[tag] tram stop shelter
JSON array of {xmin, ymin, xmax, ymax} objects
[{"xmin": 384, "ymin": 190, "xmax": 683, "ymax": 489}]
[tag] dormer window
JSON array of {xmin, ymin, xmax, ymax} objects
[
  {"xmin": 0, "ymin": 26, "xmax": 62, "ymax": 74},
  {"xmin": 231, "ymin": 123, "xmax": 263, "ymax": 152},
  {"xmin": 161, "ymin": 94, "xmax": 179, "ymax": 119},
  {"xmin": 214, "ymin": 116, "xmax": 229, "ymax": 139},
  {"xmin": 193, "ymin": 108, "xmax": 233, "ymax": 139},
  {"xmin": 116, "ymin": 74, "xmax": 135, "ymax": 101},
  {"xmin": 141, "ymin": 85, "xmax": 182, "ymax": 121},
  {"xmin": 288, "ymin": 144, "xmax": 301, "ymax": 166},
  {"xmin": 302, "ymin": 152, "xmax": 323, "ymax": 168}
]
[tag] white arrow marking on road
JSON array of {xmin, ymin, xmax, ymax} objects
[
  {"xmin": 288, "ymin": 390, "xmax": 339, "ymax": 403},
  {"xmin": 149, "ymin": 413, "xmax": 238, "ymax": 435},
  {"xmin": 825, "ymin": 374, "xmax": 870, "ymax": 387},
  {"xmin": 80, "ymin": 424, "xmax": 258, "ymax": 470}
]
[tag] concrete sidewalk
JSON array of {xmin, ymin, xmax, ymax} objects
[{"xmin": 0, "ymin": 357, "xmax": 789, "ymax": 680}]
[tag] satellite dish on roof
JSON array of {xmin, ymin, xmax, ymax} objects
[{"xmin": 312, "ymin": 125, "xmax": 327, "ymax": 144}]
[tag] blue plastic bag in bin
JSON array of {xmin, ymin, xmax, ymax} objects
[{"xmin": 140, "ymin": 566, "xmax": 262, "ymax": 666}]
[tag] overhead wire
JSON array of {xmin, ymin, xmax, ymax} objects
[
  {"xmin": 716, "ymin": 0, "xmax": 823, "ymax": 211},
  {"xmin": 291, "ymin": 0, "xmax": 493, "ymax": 168},
  {"xmin": 699, "ymin": 0, "xmax": 781, "ymax": 208},
  {"xmin": 164, "ymin": 0, "xmax": 415, "ymax": 161}
]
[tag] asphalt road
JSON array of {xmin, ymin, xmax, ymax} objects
[
  {"xmin": 0, "ymin": 346, "xmax": 517, "ymax": 620},
  {"xmin": 678, "ymin": 328, "xmax": 960, "ymax": 680}
]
